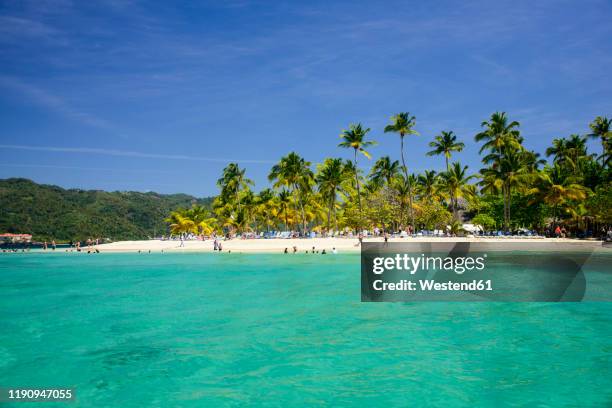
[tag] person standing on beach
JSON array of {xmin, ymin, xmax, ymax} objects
[
  {"xmin": 43, "ymin": 241, "xmax": 47, "ymax": 250},
  {"xmin": 51, "ymin": 240, "xmax": 56, "ymax": 250}
]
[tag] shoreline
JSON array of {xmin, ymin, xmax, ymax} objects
[{"xmin": 94, "ymin": 237, "xmax": 607, "ymax": 254}]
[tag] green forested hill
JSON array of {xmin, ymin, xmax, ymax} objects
[{"xmin": 0, "ymin": 178, "xmax": 213, "ymax": 241}]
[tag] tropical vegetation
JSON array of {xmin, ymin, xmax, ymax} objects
[{"xmin": 166, "ymin": 112, "xmax": 611, "ymax": 238}]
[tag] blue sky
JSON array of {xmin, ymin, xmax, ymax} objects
[{"xmin": 1, "ymin": 0, "xmax": 611, "ymax": 196}]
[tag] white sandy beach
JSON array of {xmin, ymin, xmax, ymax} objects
[{"xmin": 95, "ymin": 237, "xmax": 606, "ymax": 253}]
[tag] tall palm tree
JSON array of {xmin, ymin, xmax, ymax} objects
[
  {"xmin": 277, "ymin": 189, "xmax": 292, "ymax": 231},
  {"xmin": 268, "ymin": 152, "xmax": 314, "ymax": 233},
  {"xmin": 369, "ymin": 156, "xmax": 400, "ymax": 189},
  {"xmin": 427, "ymin": 131, "xmax": 465, "ymax": 171},
  {"xmin": 476, "ymin": 112, "xmax": 527, "ymax": 231},
  {"xmin": 587, "ymin": 116, "xmax": 611, "ymax": 167},
  {"xmin": 338, "ymin": 123, "xmax": 376, "ymax": 225},
  {"xmin": 384, "ymin": 112, "xmax": 419, "ymax": 226},
  {"xmin": 217, "ymin": 163, "xmax": 253, "ymax": 212},
  {"xmin": 475, "ymin": 112, "xmax": 522, "ymax": 156},
  {"xmin": 315, "ymin": 158, "xmax": 349, "ymax": 230},
  {"xmin": 546, "ymin": 138, "xmax": 569, "ymax": 165},
  {"xmin": 547, "ymin": 135, "xmax": 590, "ymax": 175},
  {"xmin": 438, "ymin": 162, "xmax": 476, "ymax": 220}
]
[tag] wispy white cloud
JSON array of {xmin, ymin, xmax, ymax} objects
[
  {"xmin": 0, "ymin": 144, "xmax": 275, "ymax": 164},
  {"xmin": 0, "ymin": 76, "xmax": 116, "ymax": 131},
  {"xmin": 0, "ymin": 163, "xmax": 178, "ymax": 174},
  {"xmin": 0, "ymin": 16, "xmax": 59, "ymax": 38}
]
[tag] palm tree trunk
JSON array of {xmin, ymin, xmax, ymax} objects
[
  {"xmin": 236, "ymin": 184, "xmax": 241, "ymax": 213},
  {"xmin": 290, "ymin": 185, "xmax": 298, "ymax": 232},
  {"xmin": 400, "ymin": 135, "xmax": 415, "ymax": 228},
  {"xmin": 333, "ymin": 200, "xmax": 339, "ymax": 232},
  {"xmin": 284, "ymin": 208, "xmax": 289, "ymax": 232},
  {"xmin": 354, "ymin": 149, "xmax": 363, "ymax": 229},
  {"xmin": 445, "ymin": 155, "xmax": 449, "ymax": 172},
  {"xmin": 507, "ymin": 186, "xmax": 512, "ymax": 231},
  {"xmin": 503, "ymin": 184, "xmax": 511, "ymax": 232},
  {"xmin": 295, "ymin": 183, "xmax": 307, "ymax": 234}
]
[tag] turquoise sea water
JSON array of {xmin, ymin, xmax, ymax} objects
[{"xmin": 1, "ymin": 251, "xmax": 611, "ymax": 407}]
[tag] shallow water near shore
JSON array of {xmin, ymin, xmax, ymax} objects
[{"xmin": 1, "ymin": 252, "xmax": 611, "ymax": 407}]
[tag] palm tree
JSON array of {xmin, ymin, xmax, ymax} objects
[
  {"xmin": 165, "ymin": 207, "xmax": 216, "ymax": 236},
  {"xmin": 528, "ymin": 165, "xmax": 588, "ymax": 225},
  {"xmin": 384, "ymin": 112, "xmax": 419, "ymax": 226},
  {"xmin": 277, "ymin": 189, "xmax": 292, "ymax": 231},
  {"xmin": 546, "ymin": 138, "xmax": 569, "ymax": 165},
  {"xmin": 369, "ymin": 156, "xmax": 400, "ymax": 189},
  {"xmin": 165, "ymin": 210, "xmax": 196, "ymax": 235},
  {"xmin": 417, "ymin": 170, "xmax": 439, "ymax": 202},
  {"xmin": 392, "ymin": 174, "xmax": 412, "ymax": 227},
  {"xmin": 547, "ymin": 135, "xmax": 590, "ymax": 175},
  {"xmin": 257, "ymin": 188, "xmax": 275, "ymax": 232},
  {"xmin": 480, "ymin": 149, "xmax": 534, "ymax": 230},
  {"xmin": 315, "ymin": 158, "xmax": 349, "ymax": 230},
  {"xmin": 427, "ymin": 131, "xmax": 465, "ymax": 171},
  {"xmin": 475, "ymin": 112, "xmax": 522, "ymax": 156},
  {"xmin": 184, "ymin": 205, "xmax": 217, "ymax": 235},
  {"xmin": 476, "ymin": 112, "xmax": 528, "ymax": 231},
  {"xmin": 587, "ymin": 116, "xmax": 611, "ymax": 167},
  {"xmin": 217, "ymin": 163, "xmax": 253, "ymax": 212},
  {"xmin": 268, "ymin": 152, "xmax": 314, "ymax": 233},
  {"xmin": 438, "ymin": 162, "xmax": 476, "ymax": 220},
  {"xmin": 338, "ymin": 123, "xmax": 376, "ymax": 226}
]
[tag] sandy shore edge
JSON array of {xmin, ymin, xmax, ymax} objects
[{"xmin": 95, "ymin": 237, "xmax": 606, "ymax": 253}]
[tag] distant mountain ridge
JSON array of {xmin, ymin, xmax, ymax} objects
[{"xmin": 0, "ymin": 178, "xmax": 213, "ymax": 241}]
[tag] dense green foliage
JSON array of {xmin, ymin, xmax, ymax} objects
[
  {"xmin": 0, "ymin": 178, "xmax": 212, "ymax": 241},
  {"xmin": 167, "ymin": 112, "xmax": 610, "ymax": 238}
]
